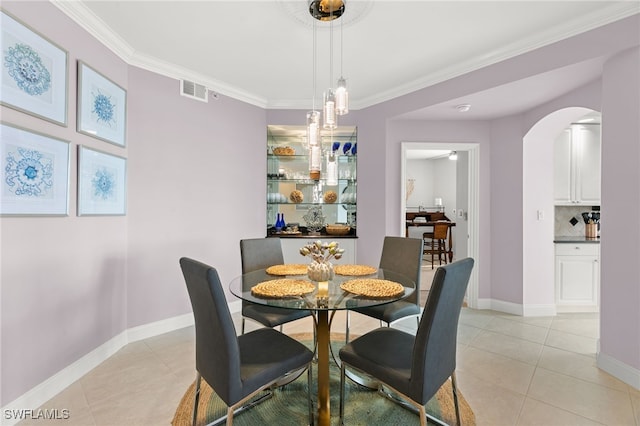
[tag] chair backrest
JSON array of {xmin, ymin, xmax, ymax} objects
[
  {"xmin": 378, "ymin": 236, "xmax": 424, "ymax": 304},
  {"xmin": 409, "ymin": 257, "xmax": 474, "ymax": 403},
  {"xmin": 433, "ymin": 222, "xmax": 449, "ymax": 240},
  {"xmin": 240, "ymin": 238, "xmax": 285, "ymax": 274},
  {"xmin": 179, "ymin": 257, "xmax": 242, "ymax": 406}
]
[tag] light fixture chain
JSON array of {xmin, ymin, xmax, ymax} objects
[
  {"xmin": 340, "ymin": 13, "xmax": 344, "ymax": 77},
  {"xmin": 312, "ymin": 18, "xmax": 317, "ymax": 111},
  {"xmin": 329, "ymin": 14, "xmax": 334, "ymax": 86}
]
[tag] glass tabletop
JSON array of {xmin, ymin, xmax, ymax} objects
[{"xmin": 229, "ymin": 267, "xmax": 415, "ymax": 311}]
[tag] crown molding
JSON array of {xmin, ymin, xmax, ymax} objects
[
  {"xmin": 50, "ymin": 0, "xmax": 268, "ymax": 108},
  {"xmin": 52, "ymin": 1, "xmax": 639, "ymax": 111},
  {"xmin": 355, "ymin": 3, "xmax": 640, "ymax": 110}
]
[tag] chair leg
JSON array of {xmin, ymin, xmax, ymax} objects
[
  {"xmin": 226, "ymin": 406, "xmax": 234, "ymax": 426},
  {"xmin": 345, "ymin": 311, "xmax": 351, "ymax": 344},
  {"xmin": 418, "ymin": 405, "xmax": 428, "ymax": 426},
  {"xmin": 431, "ymin": 239, "xmax": 435, "ymax": 269},
  {"xmin": 192, "ymin": 372, "xmax": 201, "ymax": 426},
  {"xmin": 339, "ymin": 363, "xmax": 346, "ymax": 424},
  {"xmin": 308, "ymin": 363, "xmax": 314, "ymax": 425},
  {"xmin": 451, "ymin": 372, "xmax": 461, "ymax": 426}
]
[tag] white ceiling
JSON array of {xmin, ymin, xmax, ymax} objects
[{"xmin": 52, "ymin": 1, "xmax": 638, "ymax": 120}]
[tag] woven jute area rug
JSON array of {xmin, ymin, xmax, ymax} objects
[{"xmin": 172, "ymin": 334, "xmax": 475, "ymax": 426}]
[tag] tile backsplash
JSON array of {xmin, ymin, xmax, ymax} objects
[{"xmin": 555, "ymin": 206, "xmax": 600, "ymax": 237}]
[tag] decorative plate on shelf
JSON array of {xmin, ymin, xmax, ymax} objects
[{"xmin": 303, "ymin": 206, "xmax": 325, "ymax": 233}]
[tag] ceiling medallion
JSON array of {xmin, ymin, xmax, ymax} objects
[
  {"xmin": 309, "ymin": 0, "xmax": 345, "ymax": 21},
  {"xmin": 277, "ymin": 0, "xmax": 373, "ymax": 29}
]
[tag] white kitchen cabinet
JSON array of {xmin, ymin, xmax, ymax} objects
[
  {"xmin": 555, "ymin": 243, "xmax": 600, "ymax": 312},
  {"xmin": 554, "ymin": 124, "xmax": 601, "ymax": 205}
]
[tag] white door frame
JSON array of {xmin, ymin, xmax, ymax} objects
[{"xmin": 401, "ymin": 142, "xmax": 480, "ymax": 308}]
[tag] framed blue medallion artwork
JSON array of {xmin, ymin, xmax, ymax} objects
[
  {"xmin": 1, "ymin": 122, "xmax": 70, "ymax": 215},
  {"xmin": 77, "ymin": 61, "xmax": 127, "ymax": 147},
  {"xmin": 0, "ymin": 10, "xmax": 68, "ymax": 126},
  {"xmin": 77, "ymin": 146, "xmax": 127, "ymax": 216}
]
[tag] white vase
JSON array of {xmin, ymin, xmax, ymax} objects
[{"xmin": 307, "ymin": 261, "xmax": 334, "ymax": 282}]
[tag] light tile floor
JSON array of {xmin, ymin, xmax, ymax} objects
[{"xmin": 18, "ymin": 264, "xmax": 640, "ymax": 426}]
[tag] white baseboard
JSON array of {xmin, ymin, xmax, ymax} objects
[
  {"xmin": 127, "ymin": 313, "xmax": 193, "ymax": 343},
  {"xmin": 475, "ymin": 299, "xmax": 557, "ymax": 317},
  {"xmin": 1, "ymin": 331, "xmax": 128, "ymax": 426},
  {"xmin": 597, "ymin": 351, "xmax": 640, "ymax": 391},
  {"xmin": 475, "ymin": 298, "xmax": 523, "ymax": 316},
  {"xmin": 1, "ymin": 313, "xmax": 195, "ymax": 426},
  {"xmin": 523, "ymin": 304, "xmax": 557, "ymax": 317}
]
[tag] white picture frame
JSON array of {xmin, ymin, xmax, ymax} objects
[
  {"xmin": 77, "ymin": 146, "xmax": 127, "ymax": 216},
  {"xmin": 0, "ymin": 10, "xmax": 68, "ymax": 126},
  {"xmin": 77, "ymin": 61, "xmax": 127, "ymax": 147},
  {"xmin": 1, "ymin": 122, "xmax": 70, "ymax": 216}
]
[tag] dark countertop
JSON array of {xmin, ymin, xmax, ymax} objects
[
  {"xmin": 554, "ymin": 236, "xmax": 600, "ymax": 244},
  {"xmin": 268, "ymin": 234, "xmax": 357, "ymax": 239}
]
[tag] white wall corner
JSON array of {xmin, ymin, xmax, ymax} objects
[{"xmin": 597, "ymin": 351, "xmax": 640, "ymax": 391}]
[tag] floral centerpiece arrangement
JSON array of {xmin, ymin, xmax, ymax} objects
[{"xmin": 300, "ymin": 240, "xmax": 344, "ymax": 282}]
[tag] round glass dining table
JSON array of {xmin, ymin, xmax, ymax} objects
[{"xmin": 229, "ymin": 267, "xmax": 415, "ymax": 426}]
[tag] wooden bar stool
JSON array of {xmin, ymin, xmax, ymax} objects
[{"xmin": 423, "ymin": 222, "xmax": 449, "ymax": 269}]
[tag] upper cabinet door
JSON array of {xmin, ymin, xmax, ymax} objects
[
  {"xmin": 554, "ymin": 129, "xmax": 573, "ymax": 204},
  {"xmin": 554, "ymin": 124, "xmax": 601, "ymax": 206},
  {"xmin": 576, "ymin": 125, "xmax": 601, "ymax": 205}
]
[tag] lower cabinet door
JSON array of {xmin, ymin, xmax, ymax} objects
[{"xmin": 555, "ymin": 254, "xmax": 599, "ymax": 312}]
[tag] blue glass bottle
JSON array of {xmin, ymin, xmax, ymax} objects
[{"xmin": 275, "ymin": 213, "xmax": 283, "ymax": 231}]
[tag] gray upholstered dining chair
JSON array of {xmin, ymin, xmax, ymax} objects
[
  {"xmin": 179, "ymin": 257, "xmax": 314, "ymax": 426},
  {"xmin": 346, "ymin": 236, "xmax": 423, "ymax": 343},
  {"xmin": 240, "ymin": 238, "xmax": 313, "ymax": 334},
  {"xmin": 339, "ymin": 257, "xmax": 474, "ymax": 426}
]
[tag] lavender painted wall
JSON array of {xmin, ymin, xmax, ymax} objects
[
  {"xmin": 1, "ymin": 1, "xmax": 129, "ymax": 404},
  {"xmin": 125, "ymin": 67, "xmax": 266, "ymax": 328},
  {"xmin": 600, "ymin": 47, "xmax": 640, "ymax": 372},
  {"xmin": 386, "ymin": 119, "xmax": 492, "ymax": 299}
]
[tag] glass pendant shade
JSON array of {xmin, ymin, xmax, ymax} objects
[
  {"xmin": 335, "ymin": 77, "xmax": 349, "ymax": 115},
  {"xmin": 307, "ymin": 110, "xmax": 321, "ymax": 147},
  {"xmin": 323, "ymin": 89, "xmax": 337, "ymax": 130},
  {"xmin": 326, "ymin": 151, "xmax": 338, "ymax": 185},
  {"xmin": 309, "ymin": 145, "xmax": 322, "ymax": 180}
]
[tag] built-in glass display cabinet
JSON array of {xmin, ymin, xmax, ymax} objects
[{"xmin": 267, "ymin": 125, "xmax": 357, "ymax": 237}]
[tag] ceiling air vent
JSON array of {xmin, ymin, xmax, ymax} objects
[{"xmin": 180, "ymin": 79, "xmax": 208, "ymax": 102}]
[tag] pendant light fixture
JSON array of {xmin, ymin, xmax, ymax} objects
[
  {"xmin": 322, "ymin": 4, "xmax": 337, "ymax": 130},
  {"xmin": 305, "ymin": 0, "xmax": 348, "ymax": 179},
  {"xmin": 307, "ymin": 17, "xmax": 321, "ymax": 180},
  {"xmin": 335, "ymin": 13, "xmax": 349, "ymax": 115}
]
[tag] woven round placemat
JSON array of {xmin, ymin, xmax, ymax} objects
[{"xmin": 172, "ymin": 335, "xmax": 475, "ymax": 426}]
